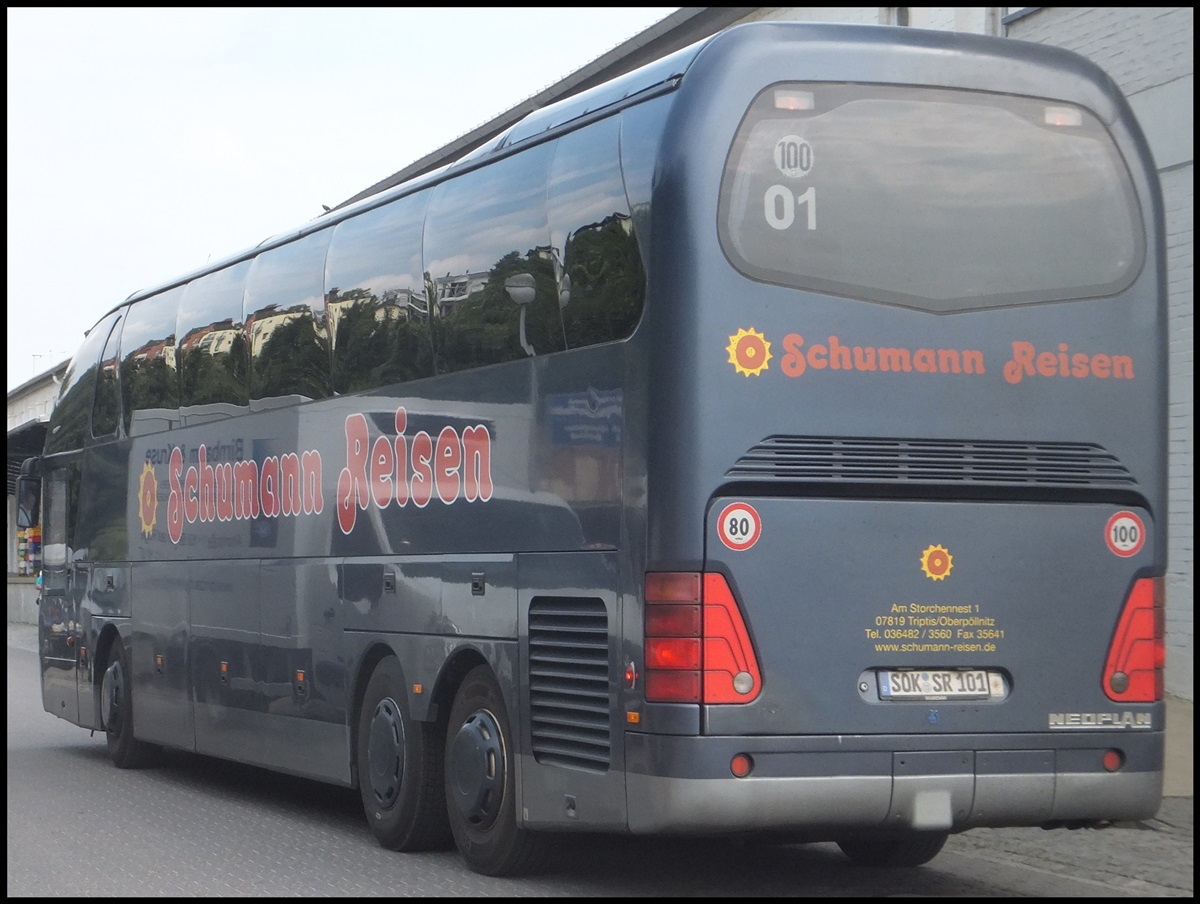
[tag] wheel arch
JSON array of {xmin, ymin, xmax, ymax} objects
[
  {"xmin": 349, "ymin": 641, "xmax": 402, "ymax": 788},
  {"xmin": 91, "ymin": 619, "xmax": 130, "ymax": 729},
  {"xmin": 429, "ymin": 645, "xmax": 490, "ymax": 729}
]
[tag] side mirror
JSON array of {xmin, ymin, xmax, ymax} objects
[{"xmin": 16, "ymin": 468, "xmax": 41, "ymax": 529}]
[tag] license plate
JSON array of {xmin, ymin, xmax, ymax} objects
[{"xmin": 878, "ymin": 669, "xmax": 1003, "ymax": 701}]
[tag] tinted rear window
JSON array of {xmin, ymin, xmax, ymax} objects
[{"xmin": 718, "ymin": 83, "xmax": 1144, "ymax": 311}]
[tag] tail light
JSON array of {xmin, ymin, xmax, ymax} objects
[
  {"xmin": 1103, "ymin": 576, "xmax": 1165, "ymax": 702},
  {"xmin": 644, "ymin": 572, "xmax": 762, "ymax": 704}
]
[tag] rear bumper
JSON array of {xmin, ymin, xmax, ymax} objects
[{"xmin": 624, "ymin": 732, "xmax": 1164, "ymax": 834}]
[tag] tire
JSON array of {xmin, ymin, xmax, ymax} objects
[
  {"xmin": 100, "ymin": 638, "xmax": 159, "ymax": 769},
  {"xmin": 836, "ymin": 831, "xmax": 949, "ymax": 867},
  {"xmin": 356, "ymin": 657, "xmax": 451, "ymax": 851},
  {"xmin": 444, "ymin": 664, "xmax": 554, "ymax": 876}
]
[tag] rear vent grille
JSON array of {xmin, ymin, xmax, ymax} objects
[
  {"xmin": 727, "ymin": 437, "xmax": 1136, "ymax": 488},
  {"xmin": 528, "ymin": 597, "xmax": 611, "ymax": 772}
]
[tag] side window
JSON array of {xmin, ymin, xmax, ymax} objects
[
  {"xmin": 178, "ymin": 261, "xmax": 251, "ymax": 425},
  {"xmin": 618, "ymin": 95, "xmax": 671, "ymax": 272},
  {"xmin": 424, "ymin": 142, "xmax": 563, "ymax": 374},
  {"xmin": 326, "ymin": 193, "xmax": 433, "ymax": 394},
  {"xmin": 120, "ymin": 287, "xmax": 184, "ymax": 436},
  {"xmin": 548, "ymin": 115, "xmax": 646, "ymax": 349},
  {"xmin": 244, "ymin": 231, "xmax": 333, "ymax": 408},
  {"xmin": 91, "ymin": 312, "xmax": 123, "ymax": 438},
  {"xmin": 45, "ymin": 310, "xmax": 122, "ymax": 455}
]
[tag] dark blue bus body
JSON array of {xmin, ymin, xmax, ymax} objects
[{"xmin": 27, "ymin": 22, "xmax": 1165, "ymax": 875}]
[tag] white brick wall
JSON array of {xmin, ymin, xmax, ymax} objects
[
  {"xmin": 1007, "ymin": 7, "xmax": 1194, "ymax": 701},
  {"xmin": 1006, "ymin": 7, "xmax": 1192, "ymax": 94},
  {"xmin": 1163, "ymin": 165, "xmax": 1194, "ymax": 698},
  {"xmin": 746, "ymin": 7, "xmax": 997, "ymax": 32}
]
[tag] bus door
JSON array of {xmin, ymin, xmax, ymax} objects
[
  {"xmin": 131, "ymin": 562, "xmax": 195, "ymax": 751},
  {"xmin": 190, "ymin": 560, "xmax": 262, "ymax": 763},
  {"xmin": 259, "ymin": 559, "xmax": 347, "ymax": 783},
  {"xmin": 39, "ymin": 463, "xmax": 81, "ymax": 723}
]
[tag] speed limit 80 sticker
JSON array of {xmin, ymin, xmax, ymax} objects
[
  {"xmin": 1105, "ymin": 511, "xmax": 1146, "ymax": 557},
  {"xmin": 718, "ymin": 502, "xmax": 762, "ymax": 551}
]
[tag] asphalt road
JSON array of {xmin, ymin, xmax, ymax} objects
[{"xmin": 7, "ymin": 628, "xmax": 1192, "ymax": 896}]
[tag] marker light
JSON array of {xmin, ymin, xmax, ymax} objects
[
  {"xmin": 1104, "ymin": 577, "xmax": 1164, "ymax": 702},
  {"xmin": 774, "ymin": 89, "xmax": 814, "ymax": 111},
  {"xmin": 1102, "ymin": 749, "xmax": 1124, "ymax": 772},
  {"xmin": 1044, "ymin": 105, "xmax": 1083, "ymax": 127}
]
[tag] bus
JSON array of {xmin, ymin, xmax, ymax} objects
[{"xmin": 18, "ymin": 20, "xmax": 1166, "ymax": 877}]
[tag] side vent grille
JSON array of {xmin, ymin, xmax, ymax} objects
[
  {"xmin": 528, "ymin": 597, "xmax": 611, "ymax": 772},
  {"xmin": 727, "ymin": 437, "xmax": 1136, "ymax": 488}
]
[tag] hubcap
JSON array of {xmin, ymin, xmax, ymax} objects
[
  {"xmin": 367, "ymin": 697, "xmax": 405, "ymax": 808},
  {"xmin": 449, "ymin": 709, "xmax": 505, "ymax": 829}
]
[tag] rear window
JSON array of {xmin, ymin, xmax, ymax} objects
[{"xmin": 718, "ymin": 83, "xmax": 1145, "ymax": 311}]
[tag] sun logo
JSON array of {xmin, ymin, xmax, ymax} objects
[
  {"xmin": 727, "ymin": 327, "xmax": 772, "ymax": 376},
  {"xmin": 138, "ymin": 462, "xmax": 158, "ymax": 537},
  {"xmin": 920, "ymin": 545, "xmax": 953, "ymax": 581}
]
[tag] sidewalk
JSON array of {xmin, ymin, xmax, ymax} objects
[{"xmin": 7, "ymin": 621, "xmax": 1193, "ymax": 798}]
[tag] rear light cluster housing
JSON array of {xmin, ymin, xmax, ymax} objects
[
  {"xmin": 643, "ymin": 572, "xmax": 762, "ymax": 704},
  {"xmin": 1104, "ymin": 576, "xmax": 1165, "ymax": 703}
]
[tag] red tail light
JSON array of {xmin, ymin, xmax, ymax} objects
[
  {"xmin": 644, "ymin": 572, "xmax": 762, "ymax": 704},
  {"xmin": 1103, "ymin": 577, "xmax": 1165, "ymax": 702}
]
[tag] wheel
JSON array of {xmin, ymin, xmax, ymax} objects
[
  {"xmin": 356, "ymin": 656, "xmax": 451, "ymax": 851},
  {"xmin": 836, "ymin": 831, "xmax": 948, "ymax": 867},
  {"xmin": 444, "ymin": 664, "xmax": 554, "ymax": 876},
  {"xmin": 100, "ymin": 638, "xmax": 158, "ymax": 769}
]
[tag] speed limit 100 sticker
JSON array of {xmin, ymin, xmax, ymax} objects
[
  {"xmin": 1105, "ymin": 511, "xmax": 1146, "ymax": 557},
  {"xmin": 718, "ymin": 502, "xmax": 762, "ymax": 551}
]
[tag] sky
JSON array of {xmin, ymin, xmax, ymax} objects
[{"xmin": 6, "ymin": 7, "xmax": 679, "ymax": 392}]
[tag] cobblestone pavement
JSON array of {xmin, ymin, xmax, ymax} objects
[{"xmin": 942, "ymin": 797, "xmax": 1192, "ymax": 896}]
